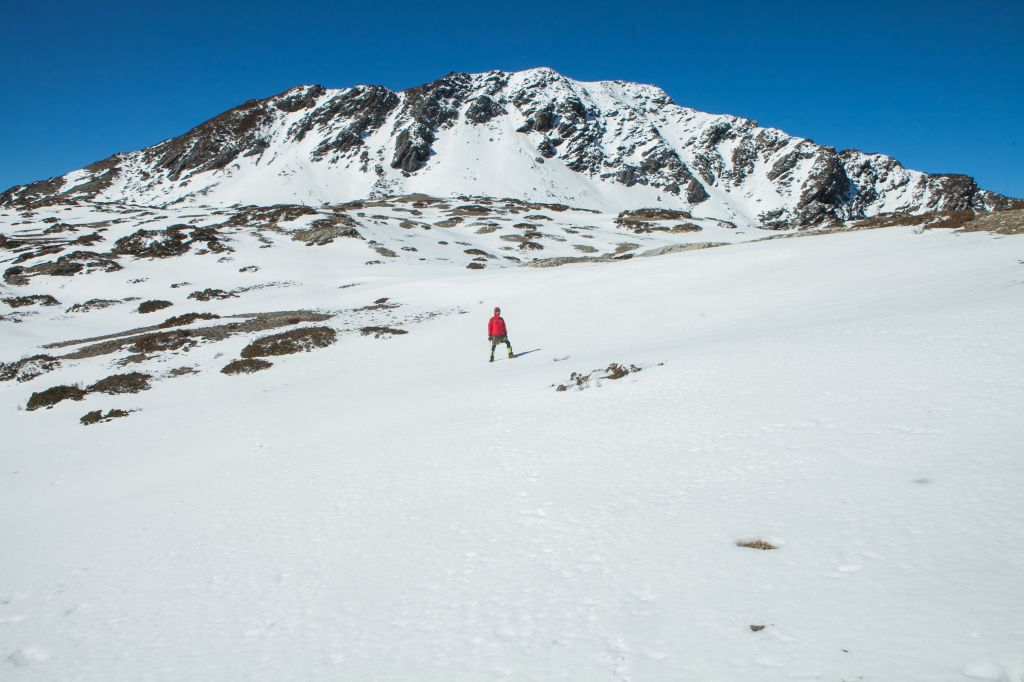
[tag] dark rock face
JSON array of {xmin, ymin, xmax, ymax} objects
[
  {"xmin": 465, "ymin": 95, "xmax": 507, "ymax": 124},
  {"xmin": 795, "ymin": 155, "xmax": 853, "ymax": 224},
  {"xmin": 392, "ymin": 128, "xmax": 434, "ymax": 173},
  {"xmin": 143, "ymin": 97, "xmax": 277, "ymax": 181},
  {"xmin": 299, "ymin": 86, "xmax": 400, "ymax": 161},
  {"xmin": 389, "ymin": 72, "xmax": 475, "ymax": 173}
]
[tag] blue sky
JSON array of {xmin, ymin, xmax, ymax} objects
[{"xmin": 1, "ymin": 0, "xmax": 1021, "ymax": 197}]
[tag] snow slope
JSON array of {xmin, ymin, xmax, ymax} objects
[{"xmin": 2, "ymin": 207, "xmax": 1023, "ymax": 679}]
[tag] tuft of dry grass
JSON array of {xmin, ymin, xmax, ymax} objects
[{"xmin": 737, "ymin": 539, "xmax": 778, "ymax": 551}]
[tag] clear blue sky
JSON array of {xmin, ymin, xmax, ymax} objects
[{"xmin": 2, "ymin": 0, "xmax": 1021, "ymax": 197}]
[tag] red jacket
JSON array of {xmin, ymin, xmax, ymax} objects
[{"xmin": 488, "ymin": 315, "xmax": 507, "ymax": 337}]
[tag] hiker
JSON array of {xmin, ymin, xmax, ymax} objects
[{"xmin": 488, "ymin": 306, "xmax": 514, "ymax": 362}]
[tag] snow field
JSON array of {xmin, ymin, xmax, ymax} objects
[{"xmin": 2, "ymin": 224, "xmax": 1023, "ymax": 680}]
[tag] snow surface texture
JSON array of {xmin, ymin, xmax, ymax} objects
[
  {"xmin": 3, "ymin": 69, "xmax": 1019, "ymax": 227},
  {"xmin": 2, "ymin": 198, "xmax": 1023, "ymax": 680}
]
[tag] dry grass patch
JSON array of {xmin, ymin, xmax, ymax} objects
[
  {"xmin": 27, "ymin": 385, "xmax": 87, "ymax": 411},
  {"xmin": 137, "ymin": 299, "xmax": 173, "ymax": 314},
  {"xmin": 159, "ymin": 312, "xmax": 220, "ymax": 328},
  {"xmin": 360, "ymin": 326, "xmax": 408, "ymax": 338},
  {"xmin": 221, "ymin": 358, "xmax": 273, "ymax": 375},
  {"xmin": 737, "ymin": 539, "xmax": 778, "ymax": 550},
  {"xmin": 240, "ymin": 326, "xmax": 336, "ymax": 358},
  {"xmin": 1, "ymin": 354, "xmax": 60, "ymax": 382},
  {"xmin": 3, "ymin": 294, "xmax": 61, "ymax": 308},
  {"xmin": 80, "ymin": 409, "xmax": 132, "ymax": 426},
  {"xmin": 88, "ymin": 372, "xmax": 151, "ymax": 395}
]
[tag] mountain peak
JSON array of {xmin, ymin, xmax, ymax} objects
[{"xmin": 2, "ymin": 70, "xmax": 1019, "ymax": 225}]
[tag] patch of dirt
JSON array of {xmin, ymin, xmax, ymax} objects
[
  {"xmin": 80, "ymin": 409, "xmax": 133, "ymax": 426},
  {"xmin": 87, "ymin": 372, "xmax": 152, "ymax": 395},
  {"xmin": 221, "ymin": 358, "xmax": 273, "ymax": 375},
  {"xmin": 0, "ymin": 354, "xmax": 61, "ymax": 382},
  {"xmin": 737, "ymin": 539, "xmax": 778, "ymax": 550},
  {"xmin": 750, "ymin": 625, "xmax": 766, "ymax": 632},
  {"xmin": 27, "ymin": 385, "xmax": 88, "ymax": 411},
  {"xmin": 3, "ymin": 294, "xmax": 61, "ymax": 308},
  {"xmin": 360, "ymin": 326, "xmax": 408, "ymax": 338},
  {"xmin": 168, "ymin": 366, "xmax": 199, "ymax": 377},
  {"xmin": 137, "ymin": 299, "xmax": 173, "ymax": 314},
  {"xmin": 466, "ymin": 262, "xmax": 485, "ymax": 269},
  {"xmin": 240, "ymin": 326, "xmax": 337, "ymax": 358}
]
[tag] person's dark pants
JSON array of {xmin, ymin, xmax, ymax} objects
[{"xmin": 490, "ymin": 335, "xmax": 513, "ymax": 358}]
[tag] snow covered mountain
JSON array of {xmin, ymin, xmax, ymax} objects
[{"xmin": 3, "ymin": 68, "xmax": 1020, "ymax": 227}]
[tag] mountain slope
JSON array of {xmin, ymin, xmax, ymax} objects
[{"xmin": 3, "ymin": 68, "xmax": 1020, "ymax": 227}]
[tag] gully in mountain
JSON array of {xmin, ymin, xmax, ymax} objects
[{"xmin": 488, "ymin": 307, "xmax": 514, "ymax": 362}]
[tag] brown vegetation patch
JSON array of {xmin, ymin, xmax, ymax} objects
[
  {"xmin": 360, "ymin": 326, "xmax": 408, "ymax": 338},
  {"xmin": 188, "ymin": 288, "xmax": 237, "ymax": 301},
  {"xmin": 221, "ymin": 358, "xmax": 273, "ymax": 375},
  {"xmin": 292, "ymin": 216, "xmax": 361, "ymax": 245},
  {"xmin": 137, "ymin": 299, "xmax": 173, "ymax": 314},
  {"xmin": 958, "ymin": 208, "xmax": 1024, "ymax": 235},
  {"xmin": 3, "ymin": 294, "xmax": 61, "ymax": 308},
  {"xmin": 240, "ymin": 326, "xmax": 337, "ymax": 358},
  {"xmin": 80, "ymin": 409, "xmax": 132, "ymax": 426},
  {"xmin": 450, "ymin": 205, "xmax": 491, "ymax": 216},
  {"xmin": 27, "ymin": 384, "xmax": 88, "ymax": 411},
  {"xmin": 617, "ymin": 208, "xmax": 693, "ymax": 224},
  {"xmin": 49, "ymin": 310, "xmax": 333, "ymax": 359},
  {"xmin": 435, "ymin": 217, "xmax": 463, "ymax": 228},
  {"xmin": 87, "ymin": 372, "xmax": 152, "ymax": 395},
  {"xmin": 737, "ymin": 539, "xmax": 778, "ymax": 550},
  {"xmin": 4, "ymin": 251, "xmax": 121, "ymax": 286},
  {"xmin": 224, "ymin": 204, "xmax": 318, "ymax": 228},
  {"xmin": 0, "ymin": 354, "xmax": 61, "ymax": 382},
  {"xmin": 555, "ymin": 363, "xmax": 643, "ymax": 391},
  {"xmin": 466, "ymin": 262, "xmax": 485, "ymax": 269},
  {"xmin": 159, "ymin": 312, "xmax": 220, "ymax": 328},
  {"xmin": 66, "ymin": 298, "xmax": 122, "ymax": 313}
]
